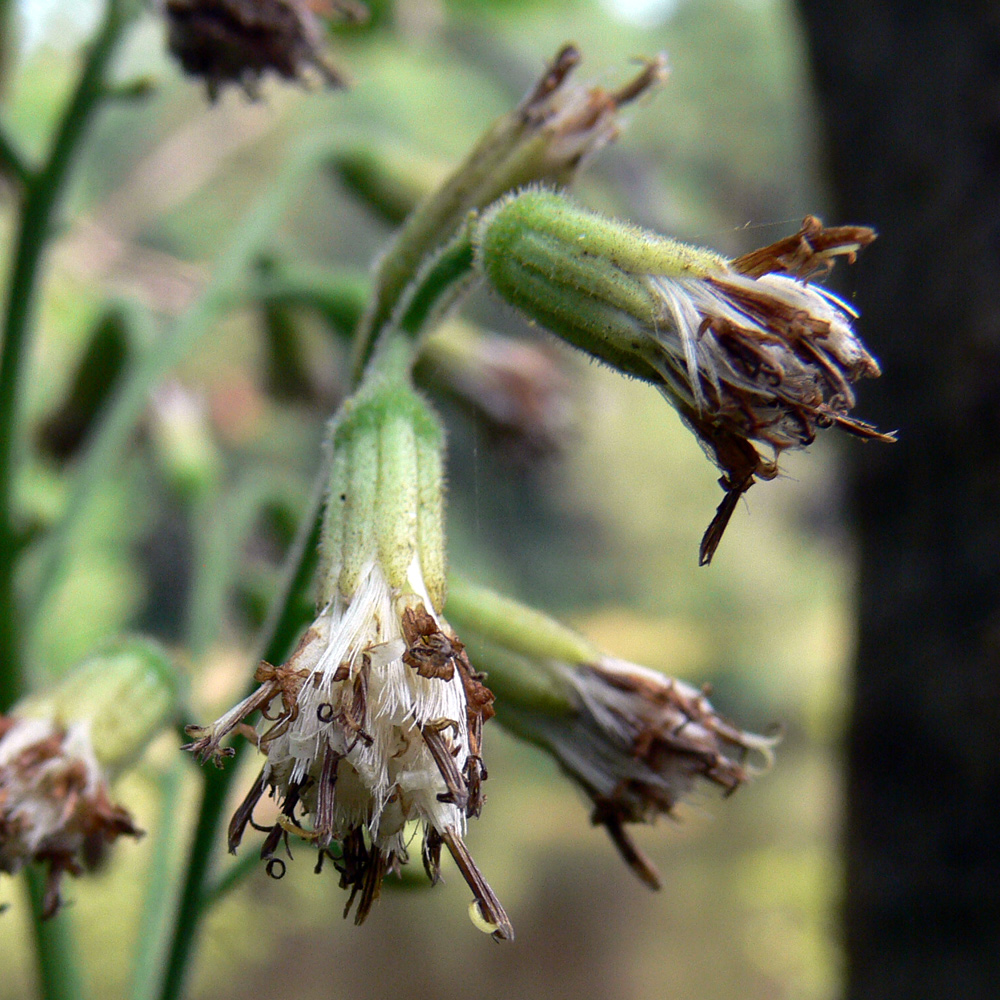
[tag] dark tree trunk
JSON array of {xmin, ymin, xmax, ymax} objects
[{"xmin": 796, "ymin": 4, "xmax": 1000, "ymax": 999}]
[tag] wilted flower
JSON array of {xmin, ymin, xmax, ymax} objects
[
  {"xmin": 0, "ymin": 642, "xmax": 179, "ymax": 916},
  {"xmin": 355, "ymin": 45, "xmax": 669, "ymax": 373},
  {"xmin": 185, "ymin": 371, "xmax": 512, "ymax": 939},
  {"xmin": 509, "ymin": 657, "xmax": 776, "ymax": 889},
  {"xmin": 476, "ymin": 189, "xmax": 895, "ymax": 563},
  {"xmin": 446, "ymin": 577, "xmax": 776, "ymax": 889},
  {"xmin": 164, "ymin": 0, "xmax": 366, "ymax": 99}
]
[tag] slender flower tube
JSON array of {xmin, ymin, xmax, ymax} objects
[
  {"xmin": 353, "ymin": 45, "xmax": 668, "ymax": 375},
  {"xmin": 0, "ymin": 641, "xmax": 180, "ymax": 917},
  {"xmin": 475, "ymin": 188, "xmax": 895, "ymax": 563},
  {"xmin": 446, "ymin": 577, "xmax": 776, "ymax": 890},
  {"xmin": 185, "ymin": 356, "xmax": 512, "ymax": 940}
]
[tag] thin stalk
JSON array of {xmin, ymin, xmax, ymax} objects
[
  {"xmin": 0, "ymin": 121, "xmax": 32, "ymax": 187},
  {"xmin": 154, "ymin": 482, "xmax": 325, "ymax": 1000},
  {"xmin": 27, "ymin": 149, "xmax": 320, "ymax": 653},
  {"xmin": 24, "ymin": 867, "xmax": 87, "ymax": 1000},
  {"xmin": 0, "ymin": 0, "xmax": 131, "ymax": 712},
  {"xmin": 128, "ymin": 760, "xmax": 186, "ymax": 1000},
  {"xmin": 199, "ymin": 847, "xmax": 261, "ymax": 908}
]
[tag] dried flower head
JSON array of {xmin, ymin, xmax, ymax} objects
[
  {"xmin": 164, "ymin": 0, "xmax": 365, "ymax": 99},
  {"xmin": 0, "ymin": 641, "xmax": 178, "ymax": 917},
  {"xmin": 185, "ymin": 375, "xmax": 512, "ymax": 939},
  {"xmin": 355, "ymin": 45, "xmax": 669, "ymax": 373},
  {"xmin": 445, "ymin": 578, "xmax": 776, "ymax": 890},
  {"xmin": 501, "ymin": 656, "xmax": 776, "ymax": 890},
  {"xmin": 0, "ymin": 715, "xmax": 141, "ymax": 917},
  {"xmin": 476, "ymin": 189, "xmax": 896, "ymax": 563}
]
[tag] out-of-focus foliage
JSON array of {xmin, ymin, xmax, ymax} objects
[{"xmin": 0, "ymin": 1, "xmax": 858, "ymax": 998}]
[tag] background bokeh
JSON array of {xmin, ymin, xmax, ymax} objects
[{"xmin": 0, "ymin": 2, "xmax": 876, "ymax": 997}]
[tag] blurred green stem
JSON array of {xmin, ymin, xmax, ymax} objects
[
  {"xmin": 0, "ymin": 0, "xmax": 129, "ymax": 713},
  {"xmin": 0, "ymin": 121, "xmax": 32, "ymax": 186},
  {"xmin": 26, "ymin": 148, "xmax": 322, "ymax": 657},
  {"xmin": 1, "ymin": 10, "xmax": 131, "ymax": 999},
  {"xmin": 25, "ymin": 867, "xmax": 87, "ymax": 1000},
  {"xmin": 128, "ymin": 760, "xmax": 186, "ymax": 1000},
  {"xmin": 154, "ymin": 486, "xmax": 325, "ymax": 1000}
]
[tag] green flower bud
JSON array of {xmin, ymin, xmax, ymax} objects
[
  {"xmin": 148, "ymin": 382, "xmax": 222, "ymax": 502},
  {"xmin": 2, "ymin": 640, "xmax": 180, "ymax": 916},
  {"xmin": 446, "ymin": 577, "xmax": 776, "ymax": 890},
  {"xmin": 318, "ymin": 371, "xmax": 446, "ymax": 608},
  {"xmin": 476, "ymin": 188, "xmax": 894, "ymax": 563}
]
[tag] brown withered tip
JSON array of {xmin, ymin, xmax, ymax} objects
[
  {"xmin": 732, "ymin": 215, "xmax": 878, "ymax": 281},
  {"xmin": 165, "ymin": 0, "xmax": 364, "ymax": 99},
  {"xmin": 657, "ymin": 216, "xmax": 894, "ymax": 565},
  {"xmin": 0, "ymin": 716, "xmax": 143, "ymax": 918}
]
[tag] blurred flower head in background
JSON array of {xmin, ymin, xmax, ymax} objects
[{"xmin": 164, "ymin": 0, "xmax": 367, "ymax": 98}]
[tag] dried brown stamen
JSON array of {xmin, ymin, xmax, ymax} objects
[
  {"xmin": 731, "ymin": 216, "xmax": 877, "ymax": 280},
  {"xmin": 440, "ymin": 826, "xmax": 514, "ymax": 942},
  {"xmin": 402, "ymin": 605, "xmax": 461, "ymax": 680}
]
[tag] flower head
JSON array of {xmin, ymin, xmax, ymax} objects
[
  {"xmin": 476, "ymin": 189, "xmax": 895, "ymax": 563},
  {"xmin": 513, "ymin": 657, "xmax": 776, "ymax": 889},
  {"xmin": 445, "ymin": 578, "xmax": 776, "ymax": 891},
  {"xmin": 164, "ymin": 0, "xmax": 365, "ymax": 99},
  {"xmin": 0, "ymin": 715, "xmax": 140, "ymax": 917},
  {"xmin": 185, "ymin": 375, "xmax": 512, "ymax": 939},
  {"xmin": 1, "ymin": 641, "xmax": 179, "ymax": 916}
]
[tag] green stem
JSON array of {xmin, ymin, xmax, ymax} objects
[
  {"xmin": 26, "ymin": 149, "xmax": 321, "ymax": 654},
  {"xmin": 154, "ymin": 484, "xmax": 324, "ymax": 1000},
  {"xmin": 24, "ymin": 867, "xmax": 87, "ymax": 1000},
  {"xmin": 0, "ymin": 0, "xmax": 129, "ymax": 713},
  {"xmin": 0, "ymin": 121, "xmax": 32, "ymax": 186},
  {"xmin": 128, "ymin": 761, "xmax": 186, "ymax": 1000}
]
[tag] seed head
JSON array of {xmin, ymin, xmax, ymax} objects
[{"xmin": 185, "ymin": 377, "xmax": 512, "ymax": 939}]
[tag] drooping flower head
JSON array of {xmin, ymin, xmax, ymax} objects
[
  {"xmin": 446, "ymin": 578, "xmax": 776, "ymax": 890},
  {"xmin": 475, "ymin": 188, "xmax": 895, "ymax": 563},
  {"xmin": 185, "ymin": 366, "xmax": 512, "ymax": 939},
  {"xmin": 355, "ymin": 45, "xmax": 669, "ymax": 375},
  {"xmin": 1, "ymin": 641, "xmax": 179, "ymax": 916}
]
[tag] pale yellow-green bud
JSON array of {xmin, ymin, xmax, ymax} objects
[
  {"xmin": 318, "ymin": 370, "xmax": 447, "ymax": 610},
  {"xmin": 148, "ymin": 381, "xmax": 222, "ymax": 502},
  {"xmin": 17, "ymin": 639, "xmax": 180, "ymax": 773}
]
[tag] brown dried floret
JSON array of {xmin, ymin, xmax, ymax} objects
[
  {"xmin": 0, "ymin": 716, "xmax": 142, "ymax": 918},
  {"xmin": 164, "ymin": 0, "xmax": 365, "ymax": 99}
]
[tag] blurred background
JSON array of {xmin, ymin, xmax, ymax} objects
[{"xmin": 1, "ymin": 2, "xmax": 994, "ymax": 999}]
